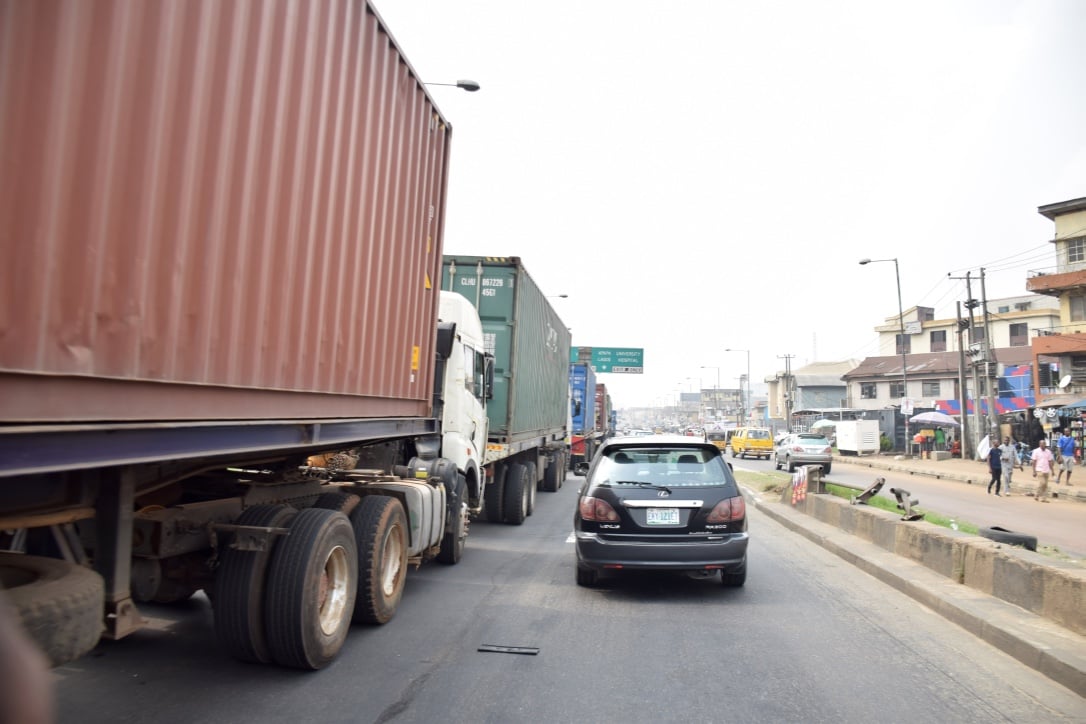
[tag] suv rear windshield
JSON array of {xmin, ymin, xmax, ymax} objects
[{"xmin": 595, "ymin": 447, "xmax": 735, "ymax": 488}]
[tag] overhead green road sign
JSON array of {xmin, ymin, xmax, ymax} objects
[{"xmin": 571, "ymin": 346, "xmax": 644, "ymax": 374}]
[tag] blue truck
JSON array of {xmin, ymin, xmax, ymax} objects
[{"xmin": 569, "ymin": 362, "xmax": 598, "ymax": 474}]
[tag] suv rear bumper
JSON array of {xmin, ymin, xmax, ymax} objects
[{"xmin": 575, "ymin": 532, "xmax": 749, "ymax": 571}]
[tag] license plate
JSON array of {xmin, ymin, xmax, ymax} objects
[{"xmin": 646, "ymin": 508, "xmax": 679, "ymax": 525}]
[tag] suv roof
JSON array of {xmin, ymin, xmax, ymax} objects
[{"xmin": 600, "ymin": 434, "xmax": 718, "ymax": 452}]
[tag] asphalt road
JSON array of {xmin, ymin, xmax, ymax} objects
[
  {"xmin": 51, "ymin": 472, "xmax": 1085, "ymax": 723},
  {"xmin": 732, "ymin": 455, "xmax": 1086, "ymax": 559}
]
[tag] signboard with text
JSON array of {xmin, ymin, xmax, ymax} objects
[{"xmin": 571, "ymin": 346, "xmax": 644, "ymax": 374}]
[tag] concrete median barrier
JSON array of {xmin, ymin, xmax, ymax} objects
[{"xmin": 775, "ymin": 485, "xmax": 1086, "ymax": 638}]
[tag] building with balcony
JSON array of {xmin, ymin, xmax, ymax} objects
[{"xmin": 1025, "ymin": 196, "xmax": 1086, "ymax": 404}]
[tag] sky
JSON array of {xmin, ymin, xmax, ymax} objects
[{"xmin": 375, "ymin": 0, "xmax": 1086, "ymax": 409}]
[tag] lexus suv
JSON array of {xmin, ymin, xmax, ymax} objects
[{"xmin": 573, "ymin": 435, "xmax": 748, "ymax": 587}]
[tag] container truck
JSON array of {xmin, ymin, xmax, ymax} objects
[
  {"xmin": 569, "ymin": 362, "xmax": 598, "ymax": 474},
  {"xmin": 0, "ymin": 0, "xmax": 495, "ymax": 671},
  {"xmin": 596, "ymin": 383, "xmax": 615, "ymax": 442},
  {"xmin": 440, "ymin": 256, "xmax": 572, "ymax": 522}
]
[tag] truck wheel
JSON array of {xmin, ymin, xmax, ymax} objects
[
  {"xmin": 525, "ymin": 462, "xmax": 538, "ymax": 516},
  {"xmin": 264, "ymin": 508, "xmax": 357, "ymax": 670},
  {"xmin": 437, "ymin": 473, "xmax": 468, "ymax": 565},
  {"xmin": 483, "ymin": 466, "xmax": 506, "ymax": 523},
  {"xmin": 0, "ymin": 552, "xmax": 104, "ymax": 667},
  {"xmin": 503, "ymin": 463, "xmax": 529, "ymax": 525},
  {"xmin": 311, "ymin": 491, "xmax": 360, "ymax": 514},
  {"xmin": 213, "ymin": 504, "xmax": 296, "ymax": 664},
  {"xmin": 543, "ymin": 454, "xmax": 566, "ymax": 492},
  {"xmin": 351, "ymin": 496, "xmax": 407, "ymax": 624}
]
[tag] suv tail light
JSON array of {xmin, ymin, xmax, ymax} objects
[
  {"xmin": 579, "ymin": 496, "xmax": 620, "ymax": 522},
  {"xmin": 706, "ymin": 495, "xmax": 746, "ymax": 523}
]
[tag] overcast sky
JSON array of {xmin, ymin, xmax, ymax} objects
[{"xmin": 376, "ymin": 0, "xmax": 1086, "ymax": 409}]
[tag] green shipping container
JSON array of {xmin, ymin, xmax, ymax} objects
[{"xmin": 441, "ymin": 256, "xmax": 571, "ymax": 443}]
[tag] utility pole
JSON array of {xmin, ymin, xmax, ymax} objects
[
  {"xmin": 965, "ymin": 272, "xmax": 983, "ymax": 454},
  {"xmin": 778, "ymin": 354, "xmax": 795, "ymax": 432},
  {"xmin": 956, "ymin": 301, "xmax": 972, "ymax": 460},
  {"xmin": 980, "ymin": 268, "xmax": 999, "ymax": 443}
]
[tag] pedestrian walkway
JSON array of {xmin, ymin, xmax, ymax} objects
[{"xmin": 832, "ymin": 452, "xmax": 1086, "ymax": 504}]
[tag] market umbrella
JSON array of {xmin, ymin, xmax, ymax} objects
[
  {"xmin": 810, "ymin": 419, "xmax": 836, "ymax": 430},
  {"xmin": 909, "ymin": 411, "xmax": 960, "ymax": 428}
]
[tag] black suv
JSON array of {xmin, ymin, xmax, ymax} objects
[{"xmin": 573, "ymin": 435, "xmax": 749, "ymax": 587}]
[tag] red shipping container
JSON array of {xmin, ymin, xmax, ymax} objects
[{"xmin": 0, "ymin": 0, "xmax": 453, "ymax": 422}]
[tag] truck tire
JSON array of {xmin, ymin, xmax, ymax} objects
[
  {"xmin": 311, "ymin": 491, "xmax": 361, "ymax": 515},
  {"xmin": 0, "ymin": 552, "xmax": 104, "ymax": 667},
  {"xmin": 351, "ymin": 496, "xmax": 407, "ymax": 624},
  {"xmin": 978, "ymin": 526, "xmax": 1038, "ymax": 551},
  {"xmin": 483, "ymin": 466, "xmax": 506, "ymax": 523},
  {"xmin": 503, "ymin": 463, "xmax": 529, "ymax": 525},
  {"xmin": 213, "ymin": 504, "xmax": 296, "ymax": 664},
  {"xmin": 542, "ymin": 453, "xmax": 566, "ymax": 492},
  {"xmin": 264, "ymin": 508, "xmax": 357, "ymax": 669},
  {"xmin": 525, "ymin": 462, "xmax": 538, "ymax": 516},
  {"xmin": 437, "ymin": 473, "xmax": 468, "ymax": 565}
]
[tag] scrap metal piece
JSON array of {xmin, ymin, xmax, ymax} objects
[
  {"xmin": 889, "ymin": 487, "xmax": 924, "ymax": 521},
  {"xmin": 850, "ymin": 476, "xmax": 886, "ymax": 505},
  {"xmin": 478, "ymin": 644, "xmax": 540, "ymax": 655}
]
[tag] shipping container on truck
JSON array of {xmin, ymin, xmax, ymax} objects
[
  {"xmin": 595, "ymin": 383, "xmax": 615, "ymax": 441},
  {"xmin": 440, "ymin": 255, "xmax": 572, "ymax": 521},
  {"xmin": 569, "ymin": 362, "xmax": 598, "ymax": 474},
  {"xmin": 0, "ymin": 0, "xmax": 467, "ymax": 671}
]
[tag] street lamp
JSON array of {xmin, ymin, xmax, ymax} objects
[
  {"xmin": 859, "ymin": 257, "xmax": 909, "ymax": 453},
  {"xmin": 725, "ymin": 349, "xmax": 750, "ymax": 424},
  {"xmin": 423, "ymin": 80, "xmax": 481, "ymax": 92}
]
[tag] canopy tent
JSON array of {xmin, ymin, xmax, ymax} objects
[
  {"xmin": 809, "ymin": 419, "xmax": 836, "ymax": 430},
  {"xmin": 909, "ymin": 411, "xmax": 961, "ymax": 428}
]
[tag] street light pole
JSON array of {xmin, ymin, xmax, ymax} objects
[
  {"xmin": 725, "ymin": 349, "xmax": 751, "ymax": 425},
  {"xmin": 423, "ymin": 80, "xmax": 481, "ymax": 92},
  {"xmin": 859, "ymin": 257, "xmax": 910, "ymax": 454}
]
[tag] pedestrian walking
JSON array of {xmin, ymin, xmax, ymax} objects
[
  {"xmin": 1056, "ymin": 428, "xmax": 1076, "ymax": 486},
  {"xmin": 987, "ymin": 442, "xmax": 1002, "ymax": 495},
  {"xmin": 1031, "ymin": 438, "xmax": 1055, "ymax": 503},
  {"xmin": 998, "ymin": 436, "xmax": 1022, "ymax": 495}
]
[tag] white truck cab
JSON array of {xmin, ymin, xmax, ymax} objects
[{"xmin": 437, "ymin": 291, "xmax": 492, "ymax": 509}]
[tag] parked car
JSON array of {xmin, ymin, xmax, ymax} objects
[
  {"xmin": 730, "ymin": 427, "xmax": 773, "ymax": 459},
  {"xmin": 573, "ymin": 435, "xmax": 748, "ymax": 587},
  {"xmin": 774, "ymin": 433, "xmax": 833, "ymax": 473}
]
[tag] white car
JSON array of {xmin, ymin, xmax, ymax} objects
[{"xmin": 774, "ymin": 433, "xmax": 832, "ymax": 474}]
